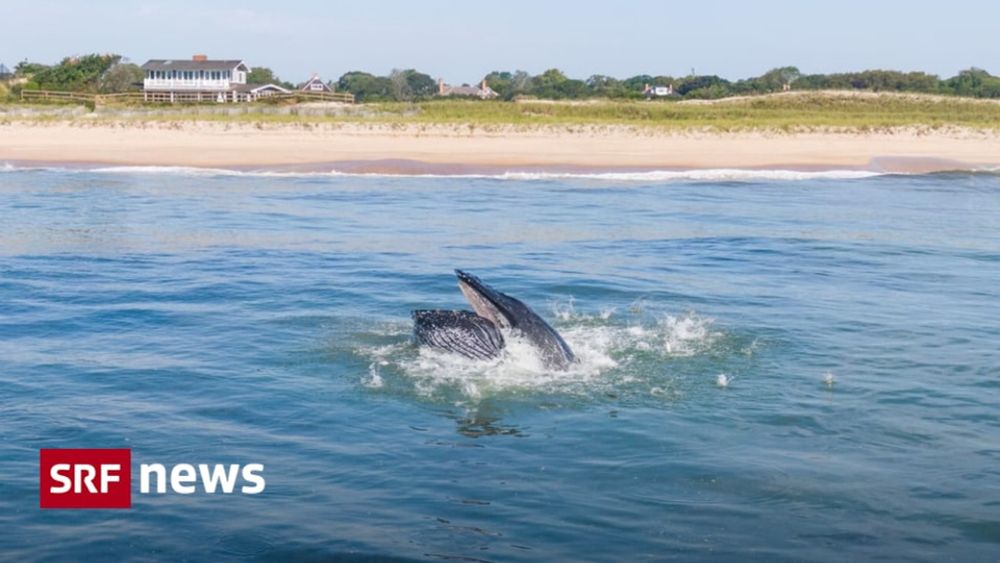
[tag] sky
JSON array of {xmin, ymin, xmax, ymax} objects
[{"xmin": 2, "ymin": 1, "xmax": 998, "ymax": 83}]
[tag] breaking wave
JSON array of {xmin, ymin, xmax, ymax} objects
[{"xmin": 1, "ymin": 162, "xmax": 889, "ymax": 182}]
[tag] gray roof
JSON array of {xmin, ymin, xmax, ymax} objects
[
  {"xmin": 141, "ymin": 59, "xmax": 248, "ymax": 71},
  {"xmin": 297, "ymin": 76, "xmax": 331, "ymax": 90},
  {"xmin": 442, "ymin": 84, "xmax": 497, "ymax": 98},
  {"xmin": 444, "ymin": 85, "xmax": 482, "ymax": 96},
  {"xmin": 233, "ymin": 83, "xmax": 290, "ymax": 93}
]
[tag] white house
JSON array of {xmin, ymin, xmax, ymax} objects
[
  {"xmin": 643, "ymin": 84, "xmax": 674, "ymax": 98},
  {"xmin": 140, "ymin": 55, "xmax": 286, "ymax": 102}
]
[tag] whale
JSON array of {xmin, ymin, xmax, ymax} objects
[{"xmin": 412, "ymin": 270, "xmax": 576, "ymax": 369}]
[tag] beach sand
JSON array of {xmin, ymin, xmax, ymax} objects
[{"xmin": 2, "ymin": 121, "xmax": 999, "ymax": 173}]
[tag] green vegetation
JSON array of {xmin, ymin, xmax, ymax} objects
[
  {"xmin": 11, "ymin": 53, "xmax": 1000, "ymax": 102},
  {"xmin": 332, "ymin": 65, "xmax": 1000, "ymax": 102},
  {"xmin": 16, "ymin": 54, "xmax": 124, "ymax": 92},
  {"xmin": 97, "ymin": 63, "xmax": 144, "ymax": 93},
  {"xmin": 246, "ymin": 67, "xmax": 294, "ymax": 89},
  {"xmin": 8, "ymin": 93, "xmax": 993, "ymax": 132},
  {"xmin": 6, "ymin": 53, "xmax": 1000, "ymax": 131},
  {"xmin": 336, "ymin": 69, "xmax": 435, "ymax": 102},
  {"xmin": 340, "ymin": 95, "xmax": 1000, "ymax": 130}
]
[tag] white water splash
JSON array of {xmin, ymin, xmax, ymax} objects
[
  {"xmin": 365, "ymin": 363, "xmax": 385, "ymax": 389},
  {"xmin": 356, "ymin": 308, "xmax": 726, "ymax": 401},
  {"xmin": 823, "ymin": 371, "xmax": 836, "ymax": 388},
  {"xmin": 663, "ymin": 312, "xmax": 718, "ymax": 356}
]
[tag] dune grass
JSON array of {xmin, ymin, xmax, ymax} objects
[
  {"xmin": 370, "ymin": 94, "xmax": 1000, "ymax": 131},
  {"xmin": 5, "ymin": 92, "xmax": 1000, "ymax": 132}
]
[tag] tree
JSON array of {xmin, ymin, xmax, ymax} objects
[
  {"xmin": 675, "ymin": 75, "xmax": 730, "ymax": 97},
  {"xmin": 98, "ymin": 63, "xmax": 144, "ymax": 93},
  {"xmin": 755, "ymin": 66, "xmax": 801, "ymax": 92},
  {"xmin": 404, "ymin": 70, "xmax": 436, "ymax": 99},
  {"xmin": 483, "ymin": 71, "xmax": 513, "ymax": 98},
  {"xmin": 388, "ymin": 68, "xmax": 436, "ymax": 100},
  {"xmin": 388, "ymin": 68, "xmax": 412, "ymax": 100},
  {"xmin": 531, "ymin": 68, "xmax": 572, "ymax": 98},
  {"xmin": 622, "ymin": 74, "xmax": 653, "ymax": 90},
  {"xmin": 945, "ymin": 68, "xmax": 1000, "ymax": 98},
  {"xmin": 510, "ymin": 71, "xmax": 532, "ymax": 94},
  {"xmin": 481, "ymin": 70, "xmax": 535, "ymax": 99},
  {"xmin": 15, "ymin": 60, "xmax": 49, "ymax": 77},
  {"xmin": 336, "ymin": 71, "xmax": 394, "ymax": 101},
  {"xmin": 246, "ymin": 66, "xmax": 292, "ymax": 88},
  {"xmin": 31, "ymin": 54, "xmax": 121, "ymax": 91},
  {"xmin": 587, "ymin": 75, "xmax": 628, "ymax": 98}
]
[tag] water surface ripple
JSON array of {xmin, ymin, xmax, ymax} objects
[{"xmin": 1, "ymin": 168, "xmax": 999, "ymax": 561}]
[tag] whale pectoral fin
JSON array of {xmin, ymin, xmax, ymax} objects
[{"xmin": 412, "ymin": 310, "xmax": 505, "ymax": 361}]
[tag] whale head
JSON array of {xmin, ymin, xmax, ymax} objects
[{"xmin": 455, "ymin": 270, "xmax": 576, "ymax": 370}]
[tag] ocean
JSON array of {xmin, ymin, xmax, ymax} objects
[{"xmin": 1, "ymin": 166, "xmax": 998, "ymax": 561}]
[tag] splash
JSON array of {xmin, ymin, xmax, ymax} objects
[
  {"xmin": 662, "ymin": 312, "xmax": 719, "ymax": 356},
  {"xmin": 354, "ymin": 305, "xmax": 734, "ymax": 403}
]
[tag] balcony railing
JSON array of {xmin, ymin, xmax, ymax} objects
[{"xmin": 143, "ymin": 79, "xmax": 232, "ymax": 91}]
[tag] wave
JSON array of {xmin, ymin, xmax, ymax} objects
[
  {"xmin": 493, "ymin": 169, "xmax": 885, "ymax": 182},
  {"xmin": 1, "ymin": 162, "xmax": 889, "ymax": 182}
]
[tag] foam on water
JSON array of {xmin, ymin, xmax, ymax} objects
[
  {"xmin": 1, "ymin": 161, "xmax": 887, "ymax": 182},
  {"xmin": 356, "ymin": 304, "xmax": 728, "ymax": 403},
  {"xmin": 495, "ymin": 169, "xmax": 884, "ymax": 182}
]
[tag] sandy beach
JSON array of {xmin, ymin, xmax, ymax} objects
[{"xmin": 2, "ymin": 121, "xmax": 1000, "ymax": 173}]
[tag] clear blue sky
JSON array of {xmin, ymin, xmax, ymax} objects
[{"xmin": 3, "ymin": 0, "xmax": 998, "ymax": 83}]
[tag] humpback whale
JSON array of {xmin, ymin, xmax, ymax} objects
[{"xmin": 412, "ymin": 270, "xmax": 576, "ymax": 369}]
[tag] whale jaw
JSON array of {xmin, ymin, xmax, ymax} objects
[{"xmin": 412, "ymin": 271, "xmax": 576, "ymax": 370}]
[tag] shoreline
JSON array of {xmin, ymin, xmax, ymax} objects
[{"xmin": 3, "ymin": 121, "xmax": 1000, "ymax": 174}]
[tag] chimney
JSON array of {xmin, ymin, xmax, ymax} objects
[
  {"xmin": 192, "ymin": 54, "xmax": 208, "ymax": 61},
  {"xmin": 438, "ymin": 78, "xmax": 445, "ymax": 95}
]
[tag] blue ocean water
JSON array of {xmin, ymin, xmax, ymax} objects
[{"xmin": 1, "ymin": 166, "xmax": 998, "ymax": 561}]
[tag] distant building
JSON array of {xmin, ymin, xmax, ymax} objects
[
  {"xmin": 298, "ymin": 73, "xmax": 333, "ymax": 92},
  {"xmin": 236, "ymin": 83, "xmax": 291, "ymax": 99},
  {"xmin": 0, "ymin": 63, "xmax": 11, "ymax": 80},
  {"xmin": 437, "ymin": 78, "xmax": 498, "ymax": 99},
  {"xmin": 140, "ymin": 55, "xmax": 287, "ymax": 102},
  {"xmin": 643, "ymin": 84, "xmax": 674, "ymax": 98}
]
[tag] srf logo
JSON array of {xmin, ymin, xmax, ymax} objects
[{"xmin": 40, "ymin": 449, "xmax": 132, "ymax": 509}]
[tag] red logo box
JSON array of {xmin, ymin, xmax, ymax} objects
[{"xmin": 40, "ymin": 449, "xmax": 132, "ymax": 509}]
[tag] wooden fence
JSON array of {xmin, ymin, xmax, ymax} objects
[
  {"xmin": 20, "ymin": 89, "xmax": 354, "ymax": 106},
  {"xmin": 19, "ymin": 90, "xmax": 97, "ymax": 103}
]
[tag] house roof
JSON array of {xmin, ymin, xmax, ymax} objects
[
  {"xmin": 233, "ymin": 83, "xmax": 290, "ymax": 93},
  {"xmin": 141, "ymin": 59, "xmax": 248, "ymax": 71},
  {"xmin": 297, "ymin": 75, "xmax": 331, "ymax": 90},
  {"xmin": 441, "ymin": 84, "xmax": 498, "ymax": 98}
]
